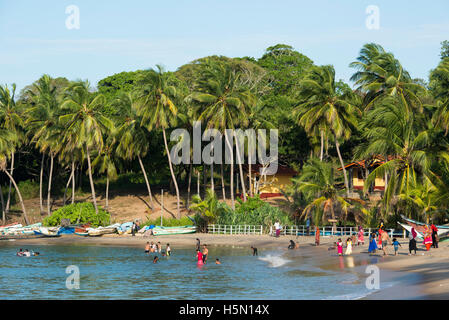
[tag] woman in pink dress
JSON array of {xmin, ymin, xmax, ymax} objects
[
  {"xmin": 337, "ymin": 238, "xmax": 343, "ymax": 256},
  {"xmin": 357, "ymin": 226, "xmax": 364, "ymax": 246}
]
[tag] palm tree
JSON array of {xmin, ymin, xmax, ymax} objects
[
  {"xmin": 350, "ymin": 43, "xmax": 423, "ymax": 115},
  {"xmin": 187, "ymin": 60, "xmax": 255, "ymax": 209},
  {"xmin": 293, "ymin": 65, "xmax": 360, "ymax": 197},
  {"xmin": 0, "ymin": 127, "xmax": 28, "ymax": 224},
  {"xmin": 93, "ymin": 134, "xmax": 118, "ymax": 210},
  {"xmin": 431, "ymin": 58, "xmax": 449, "ymax": 134},
  {"xmin": 60, "ymin": 81, "xmax": 113, "ymax": 214},
  {"xmin": 136, "ymin": 65, "xmax": 181, "ymax": 218},
  {"xmin": 356, "ymin": 99, "xmax": 447, "ymax": 215},
  {"xmin": 25, "ymin": 75, "xmax": 62, "ymax": 215},
  {"xmin": 0, "ymin": 84, "xmax": 24, "ymax": 215},
  {"xmin": 292, "ymin": 158, "xmax": 354, "ymax": 231},
  {"xmin": 115, "ymin": 91, "xmax": 155, "ymax": 210}
]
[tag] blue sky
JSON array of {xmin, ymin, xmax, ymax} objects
[{"xmin": 1, "ymin": 0, "xmax": 448, "ymax": 93}]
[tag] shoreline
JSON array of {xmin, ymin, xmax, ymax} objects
[{"xmin": 3, "ymin": 233, "xmax": 449, "ymax": 299}]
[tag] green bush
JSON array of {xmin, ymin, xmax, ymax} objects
[
  {"xmin": 216, "ymin": 196, "xmax": 293, "ymax": 227},
  {"xmin": 43, "ymin": 202, "xmax": 110, "ymax": 227},
  {"xmin": 142, "ymin": 216, "xmax": 194, "ymax": 227}
]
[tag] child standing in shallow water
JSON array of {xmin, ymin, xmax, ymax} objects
[{"xmin": 337, "ymin": 239, "xmax": 343, "ymax": 256}]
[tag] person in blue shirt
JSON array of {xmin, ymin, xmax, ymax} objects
[
  {"xmin": 306, "ymin": 218, "xmax": 310, "ymax": 236},
  {"xmin": 392, "ymin": 238, "xmax": 402, "ymax": 256}
]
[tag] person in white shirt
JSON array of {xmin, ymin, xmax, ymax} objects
[{"xmin": 274, "ymin": 221, "xmax": 281, "ymax": 237}]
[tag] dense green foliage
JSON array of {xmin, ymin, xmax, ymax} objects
[{"xmin": 43, "ymin": 202, "xmax": 110, "ymax": 227}]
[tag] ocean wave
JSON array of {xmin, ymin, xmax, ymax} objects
[{"xmin": 258, "ymin": 254, "xmax": 291, "ymax": 268}]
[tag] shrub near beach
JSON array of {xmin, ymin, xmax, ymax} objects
[{"xmin": 43, "ymin": 202, "xmax": 111, "ymax": 227}]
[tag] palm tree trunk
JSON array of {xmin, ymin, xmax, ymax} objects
[
  {"xmin": 235, "ymin": 140, "xmax": 247, "ymax": 202},
  {"xmin": 71, "ymin": 161, "xmax": 76, "ymax": 204},
  {"xmin": 334, "ymin": 133, "xmax": 350, "ymax": 197},
  {"xmin": 3, "ymin": 169, "xmax": 29, "ymax": 225},
  {"xmin": 105, "ymin": 176, "xmax": 109, "ymax": 210},
  {"xmin": 0, "ymin": 184, "xmax": 5, "ymax": 224},
  {"xmin": 221, "ymin": 163, "xmax": 226, "ymax": 200},
  {"xmin": 47, "ymin": 153, "xmax": 54, "ymax": 216},
  {"xmin": 248, "ymin": 149, "xmax": 253, "ymax": 197},
  {"xmin": 197, "ymin": 169, "xmax": 200, "ymax": 196},
  {"xmin": 187, "ymin": 163, "xmax": 192, "ymax": 209},
  {"xmin": 163, "ymin": 128, "xmax": 181, "ymax": 219},
  {"xmin": 224, "ymin": 131, "xmax": 235, "ymax": 209},
  {"xmin": 320, "ymin": 130, "xmax": 324, "ymax": 161},
  {"xmin": 5, "ymin": 152, "xmax": 14, "ymax": 213},
  {"xmin": 63, "ymin": 170, "xmax": 72, "ymax": 206},
  {"xmin": 86, "ymin": 145, "xmax": 99, "ymax": 215},
  {"xmin": 138, "ymin": 155, "xmax": 154, "ymax": 210},
  {"xmin": 210, "ymin": 163, "xmax": 214, "ymax": 192},
  {"xmin": 39, "ymin": 153, "xmax": 45, "ymax": 213}
]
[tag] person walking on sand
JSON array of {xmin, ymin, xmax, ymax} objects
[
  {"xmin": 345, "ymin": 238, "xmax": 353, "ymax": 255},
  {"xmin": 274, "ymin": 221, "xmax": 281, "ymax": 238},
  {"xmin": 337, "ymin": 238, "xmax": 343, "ymax": 256},
  {"xmin": 357, "ymin": 226, "xmax": 365, "ymax": 246},
  {"xmin": 431, "ymin": 224, "xmax": 439, "ymax": 249},
  {"xmin": 381, "ymin": 229, "xmax": 392, "ymax": 256},
  {"xmin": 368, "ymin": 233, "xmax": 378, "ymax": 255},
  {"xmin": 409, "ymin": 227, "xmax": 417, "ymax": 255},
  {"xmin": 315, "ymin": 226, "xmax": 320, "ymax": 246},
  {"xmin": 392, "ymin": 238, "xmax": 402, "ymax": 256},
  {"xmin": 306, "ymin": 218, "xmax": 310, "ymax": 236}
]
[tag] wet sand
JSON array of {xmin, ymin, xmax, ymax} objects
[{"xmin": 4, "ymin": 233, "xmax": 449, "ymax": 299}]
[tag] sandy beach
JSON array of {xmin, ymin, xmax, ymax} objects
[{"xmin": 4, "ymin": 233, "xmax": 449, "ymax": 299}]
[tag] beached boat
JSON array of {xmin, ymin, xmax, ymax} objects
[
  {"xmin": 33, "ymin": 227, "xmax": 61, "ymax": 237},
  {"xmin": 87, "ymin": 224, "xmax": 120, "ymax": 237},
  {"xmin": 398, "ymin": 215, "xmax": 449, "ymax": 240},
  {"xmin": 0, "ymin": 223, "xmax": 43, "ymax": 236},
  {"xmin": 151, "ymin": 225, "xmax": 196, "ymax": 236}
]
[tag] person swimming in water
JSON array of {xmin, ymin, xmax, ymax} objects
[
  {"xmin": 215, "ymin": 258, "xmax": 221, "ymax": 265},
  {"xmin": 202, "ymin": 245, "xmax": 208, "ymax": 264},
  {"xmin": 145, "ymin": 242, "xmax": 150, "ymax": 254},
  {"xmin": 166, "ymin": 243, "xmax": 171, "ymax": 256},
  {"xmin": 17, "ymin": 249, "xmax": 23, "ymax": 256},
  {"xmin": 153, "ymin": 256, "xmax": 159, "ymax": 263},
  {"xmin": 288, "ymin": 240, "xmax": 296, "ymax": 249}
]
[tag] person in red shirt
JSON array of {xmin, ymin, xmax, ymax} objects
[
  {"xmin": 196, "ymin": 250, "xmax": 203, "ymax": 265},
  {"xmin": 431, "ymin": 224, "xmax": 439, "ymax": 248}
]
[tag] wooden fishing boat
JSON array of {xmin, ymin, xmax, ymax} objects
[
  {"xmin": 151, "ymin": 225, "xmax": 196, "ymax": 236},
  {"xmin": 398, "ymin": 215, "xmax": 449, "ymax": 240},
  {"xmin": 0, "ymin": 233, "xmax": 45, "ymax": 240},
  {"xmin": 33, "ymin": 227, "xmax": 61, "ymax": 237}
]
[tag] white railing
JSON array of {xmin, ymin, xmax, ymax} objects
[
  {"xmin": 269, "ymin": 225, "xmax": 407, "ymax": 238},
  {"xmin": 207, "ymin": 224, "xmax": 263, "ymax": 235}
]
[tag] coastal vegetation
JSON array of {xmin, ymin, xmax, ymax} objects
[{"xmin": 1, "ymin": 42, "xmax": 449, "ymax": 229}]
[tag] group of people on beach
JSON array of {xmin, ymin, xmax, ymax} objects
[
  {"xmin": 16, "ymin": 249, "xmax": 39, "ymax": 257},
  {"xmin": 330, "ymin": 220, "xmax": 441, "ymax": 257}
]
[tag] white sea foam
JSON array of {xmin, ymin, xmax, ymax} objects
[{"xmin": 258, "ymin": 254, "xmax": 291, "ymax": 268}]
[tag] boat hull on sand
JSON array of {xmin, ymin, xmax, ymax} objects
[{"xmin": 151, "ymin": 226, "xmax": 196, "ymax": 236}]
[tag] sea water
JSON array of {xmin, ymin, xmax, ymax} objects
[{"xmin": 0, "ymin": 243, "xmax": 415, "ymax": 300}]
